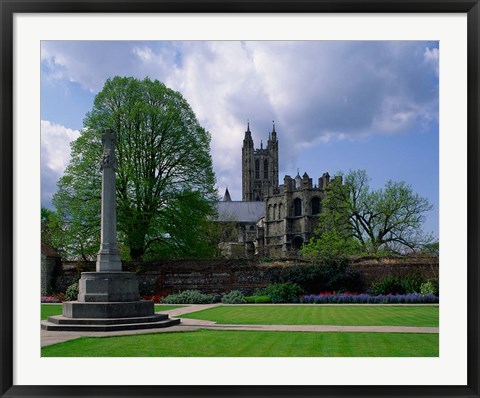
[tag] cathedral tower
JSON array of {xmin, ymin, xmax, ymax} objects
[{"xmin": 242, "ymin": 121, "xmax": 279, "ymax": 201}]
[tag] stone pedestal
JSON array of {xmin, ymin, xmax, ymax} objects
[
  {"xmin": 62, "ymin": 272, "xmax": 153, "ymax": 319},
  {"xmin": 42, "ymin": 271, "xmax": 181, "ymax": 331},
  {"xmin": 77, "ymin": 272, "xmax": 140, "ymax": 303}
]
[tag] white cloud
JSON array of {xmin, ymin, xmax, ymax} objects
[
  {"xmin": 41, "ymin": 120, "xmax": 81, "ymax": 207},
  {"xmin": 424, "ymin": 46, "xmax": 439, "ymax": 76},
  {"xmin": 41, "ymin": 120, "xmax": 80, "ymax": 173},
  {"xmin": 133, "ymin": 46, "xmax": 154, "ymax": 62},
  {"xmin": 41, "ymin": 41, "xmax": 439, "ymax": 201}
]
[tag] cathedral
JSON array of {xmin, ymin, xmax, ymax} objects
[
  {"xmin": 216, "ymin": 122, "xmax": 335, "ymax": 258},
  {"xmin": 241, "ymin": 121, "xmax": 279, "ymax": 201}
]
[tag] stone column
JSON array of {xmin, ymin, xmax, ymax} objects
[
  {"xmin": 42, "ymin": 128, "xmax": 179, "ymax": 328},
  {"xmin": 47, "ymin": 128, "xmax": 181, "ymax": 328},
  {"xmin": 96, "ymin": 128, "xmax": 122, "ymax": 272},
  {"xmin": 74, "ymin": 128, "xmax": 143, "ymax": 307}
]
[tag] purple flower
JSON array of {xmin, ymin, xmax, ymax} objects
[
  {"xmin": 41, "ymin": 296, "xmax": 62, "ymax": 303},
  {"xmin": 299, "ymin": 293, "xmax": 438, "ymax": 304}
]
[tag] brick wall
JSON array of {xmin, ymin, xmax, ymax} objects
[
  {"xmin": 51, "ymin": 256, "xmax": 438, "ymax": 297},
  {"xmin": 349, "ymin": 256, "xmax": 439, "ymax": 287}
]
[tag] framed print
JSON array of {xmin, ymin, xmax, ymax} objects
[{"xmin": 1, "ymin": 1, "xmax": 479, "ymax": 397}]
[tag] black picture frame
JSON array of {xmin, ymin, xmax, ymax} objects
[{"xmin": 1, "ymin": 1, "xmax": 479, "ymax": 397}]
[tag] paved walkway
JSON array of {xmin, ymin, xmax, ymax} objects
[{"xmin": 41, "ymin": 303, "xmax": 439, "ymax": 347}]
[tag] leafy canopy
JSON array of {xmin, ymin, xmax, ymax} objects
[{"xmin": 52, "ymin": 76, "xmax": 218, "ymax": 260}]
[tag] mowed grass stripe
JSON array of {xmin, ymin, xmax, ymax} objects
[
  {"xmin": 41, "ymin": 329, "xmax": 439, "ymax": 357},
  {"xmin": 41, "ymin": 304, "xmax": 184, "ymax": 320},
  {"xmin": 181, "ymin": 305, "xmax": 439, "ymax": 327}
]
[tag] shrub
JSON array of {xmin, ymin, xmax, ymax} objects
[
  {"xmin": 162, "ymin": 290, "xmax": 216, "ymax": 304},
  {"xmin": 264, "ymin": 282, "xmax": 303, "ymax": 303},
  {"xmin": 221, "ymin": 290, "xmax": 247, "ymax": 304},
  {"xmin": 273, "ymin": 260, "xmax": 364, "ymax": 294},
  {"xmin": 369, "ymin": 275, "xmax": 405, "ymax": 295},
  {"xmin": 420, "ymin": 280, "xmax": 439, "ymax": 295},
  {"xmin": 400, "ymin": 271, "xmax": 425, "ymax": 294},
  {"xmin": 65, "ymin": 282, "xmax": 79, "ymax": 301},
  {"xmin": 245, "ymin": 295, "xmax": 271, "ymax": 304},
  {"xmin": 370, "ymin": 271, "xmax": 426, "ymax": 295}
]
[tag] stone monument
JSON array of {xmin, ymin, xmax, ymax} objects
[{"xmin": 42, "ymin": 129, "xmax": 180, "ymax": 331}]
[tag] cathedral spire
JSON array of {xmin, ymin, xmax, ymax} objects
[
  {"xmin": 223, "ymin": 187, "xmax": 232, "ymax": 202},
  {"xmin": 271, "ymin": 120, "xmax": 277, "ymax": 141},
  {"xmin": 243, "ymin": 119, "xmax": 253, "ymax": 147}
]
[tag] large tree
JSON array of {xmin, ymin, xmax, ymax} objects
[
  {"xmin": 303, "ymin": 169, "xmax": 434, "ymax": 257},
  {"xmin": 52, "ymin": 76, "xmax": 218, "ymax": 260}
]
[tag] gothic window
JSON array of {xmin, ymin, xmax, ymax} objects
[
  {"xmin": 255, "ymin": 159, "xmax": 260, "ymax": 179},
  {"xmin": 268, "ymin": 205, "xmax": 273, "ymax": 220},
  {"xmin": 311, "ymin": 197, "xmax": 321, "ymax": 215},
  {"xmin": 264, "ymin": 159, "xmax": 269, "ymax": 179},
  {"xmin": 273, "ymin": 204, "xmax": 277, "ymax": 220},
  {"xmin": 294, "ymin": 198, "xmax": 302, "ymax": 217},
  {"xmin": 292, "ymin": 235, "xmax": 304, "ymax": 250},
  {"xmin": 278, "ymin": 203, "xmax": 283, "ymax": 219}
]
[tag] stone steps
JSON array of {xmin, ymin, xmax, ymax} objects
[
  {"xmin": 41, "ymin": 316, "xmax": 180, "ymax": 332},
  {"xmin": 46, "ymin": 313, "xmax": 171, "ymax": 325}
]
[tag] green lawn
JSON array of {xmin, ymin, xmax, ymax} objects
[
  {"xmin": 41, "ymin": 304, "xmax": 64, "ymax": 320},
  {"xmin": 181, "ymin": 305, "xmax": 439, "ymax": 327},
  {"xmin": 41, "ymin": 329, "xmax": 439, "ymax": 357},
  {"xmin": 41, "ymin": 304, "xmax": 184, "ymax": 320}
]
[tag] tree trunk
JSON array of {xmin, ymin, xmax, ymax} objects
[{"xmin": 130, "ymin": 246, "xmax": 145, "ymax": 261}]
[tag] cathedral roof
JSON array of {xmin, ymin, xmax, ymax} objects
[{"xmin": 215, "ymin": 201, "xmax": 265, "ymax": 223}]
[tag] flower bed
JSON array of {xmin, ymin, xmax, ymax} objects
[
  {"xmin": 41, "ymin": 295, "xmax": 63, "ymax": 303},
  {"xmin": 141, "ymin": 295, "xmax": 163, "ymax": 303},
  {"xmin": 299, "ymin": 292, "xmax": 438, "ymax": 304}
]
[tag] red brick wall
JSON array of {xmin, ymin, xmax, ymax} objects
[{"xmin": 56, "ymin": 256, "xmax": 438, "ymax": 296}]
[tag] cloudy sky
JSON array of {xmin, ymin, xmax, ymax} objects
[{"xmin": 41, "ymin": 40, "xmax": 439, "ymax": 237}]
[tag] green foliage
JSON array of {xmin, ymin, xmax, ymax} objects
[
  {"xmin": 420, "ymin": 280, "xmax": 439, "ymax": 295},
  {"xmin": 41, "ymin": 207, "xmax": 66, "ymax": 256},
  {"xmin": 162, "ymin": 290, "xmax": 217, "ymax": 304},
  {"xmin": 303, "ymin": 169, "xmax": 434, "ymax": 257},
  {"xmin": 263, "ymin": 282, "xmax": 303, "ymax": 303},
  {"xmin": 302, "ymin": 231, "xmax": 362, "ymax": 259},
  {"xmin": 400, "ymin": 271, "xmax": 424, "ymax": 294},
  {"xmin": 245, "ymin": 295, "xmax": 271, "ymax": 303},
  {"xmin": 272, "ymin": 260, "xmax": 363, "ymax": 294},
  {"xmin": 65, "ymin": 282, "xmax": 79, "ymax": 301},
  {"xmin": 52, "ymin": 76, "xmax": 218, "ymax": 261},
  {"xmin": 41, "ymin": 207, "xmax": 55, "ymax": 247},
  {"xmin": 221, "ymin": 290, "xmax": 247, "ymax": 304},
  {"xmin": 369, "ymin": 272, "xmax": 426, "ymax": 295},
  {"xmin": 200, "ymin": 215, "xmax": 240, "ymax": 258},
  {"xmin": 370, "ymin": 275, "xmax": 404, "ymax": 295},
  {"xmin": 302, "ymin": 176, "xmax": 363, "ymax": 259},
  {"xmin": 421, "ymin": 241, "xmax": 439, "ymax": 256}
]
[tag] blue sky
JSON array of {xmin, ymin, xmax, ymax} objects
[{"xmin": 41, "ymin": 40, "xmax": 439, "ymax": 238}]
